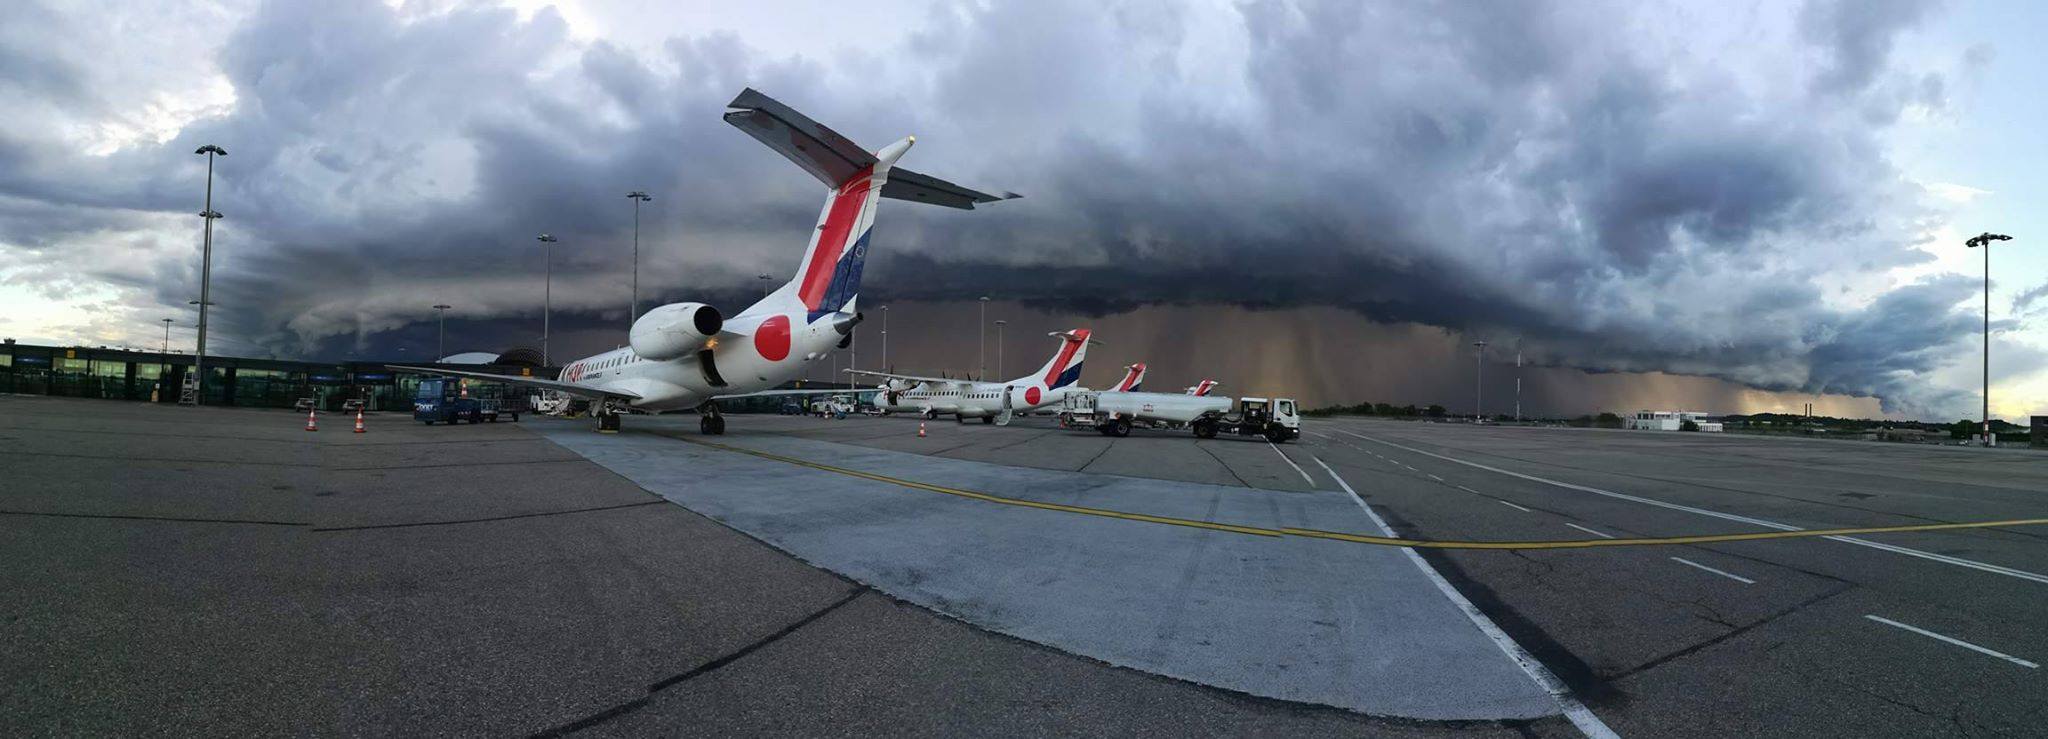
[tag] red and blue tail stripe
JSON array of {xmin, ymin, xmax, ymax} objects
[{"xmin": 798, "ymin": 167, "xmax": 875, "ymax": 322}]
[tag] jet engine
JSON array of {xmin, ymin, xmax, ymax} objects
[{"xmin": 629, "ymin": 302, "xmax": 723, "ymax": 360}]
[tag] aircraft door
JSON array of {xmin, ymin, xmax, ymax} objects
[{"xmin": 996, "ymin": 384, "xmax": 1015, "ymax": 426}]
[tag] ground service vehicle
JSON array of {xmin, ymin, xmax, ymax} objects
[
  {"xmin": 412, "ymin": 379, "xmax": 524, "ymax": 425},
  {"xmin": 1192, "ymin": 397, "xmax": 1301, "ymax": 442},
  {"xmin": 414, "ymin": 378, "xmax": 483, "ymax": 425},
  {"xmin": 1060, "ymin": 391, "xmax": 1303, "ymax": 442}
]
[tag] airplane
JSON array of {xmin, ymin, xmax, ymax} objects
[
  {"xmin": 851, "ymin": 329, "xmax": 1098, "ymax": 424},
  {"xmin": 1185, "ymin": 379, "xmax": 1221, "ymax": 396},
  {"xmin": 393, "ymin": 88, "xmax": 1017, "ymax": 434},
  {"xmin": 1111, "ymin": 363, "xmax": 1146, "ymax": 392}
]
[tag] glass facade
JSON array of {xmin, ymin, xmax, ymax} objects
[{"xmin": 0, "ymin": 342, "xmax": 558, "ymax": 412}]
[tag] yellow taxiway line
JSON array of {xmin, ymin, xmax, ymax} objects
[{"xmin": 672, "ymin": 435, "xmax": 2048, "ymax": 551}]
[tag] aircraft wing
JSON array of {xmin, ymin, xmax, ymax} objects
[
  {"xmin": 845, "ymin": 369, "xmax": 973, "ymax": 386},
  {"xmin": 710, "ymin": 387, "xmax": 871, "ymax": 401},
  {"xmin": 387, "ymin": 366, "xmax": 641, "ymax": 401}
]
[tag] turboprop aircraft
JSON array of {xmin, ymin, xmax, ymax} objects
[
  {"xmin": 850, "ymin": 329, "xmax": 1098, "ymax": 424},
  {"xmin": 394, "ymin": 88, "xmax": 1016, "ymax": 433}
]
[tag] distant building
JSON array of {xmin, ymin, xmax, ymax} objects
[{"xmin": 1624, "ymin": 410, "xmax": 1722, "ymax": 432}]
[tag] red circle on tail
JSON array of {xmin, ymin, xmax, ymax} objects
[
  {"xmin": 1025, "ymin": 386, "xmax": 1042, "ymax": 406},
  {"xmin": 755, "ymin": 315, "xmax": 791, "ymax": 361}
]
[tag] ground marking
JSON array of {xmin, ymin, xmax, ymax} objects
[
  {"xmin": 668, "ymin": 436, "xmax": 2048, "ymax": 551},
  {"xmin": 1865, "ymin": 615, "xmax": 2038, "ymax": 669},
  {"xmin": 1341, "ymin": 430, "xmax": 2048, "ymax": 585},
  {"xmin": 1564, "ymin": 523, "xmax": 1616, "ymax": 539},
  {"xmin": 1498, "ymin": 500, "xmax": 1534, "ymax": 513},
  {"xmin": 1428, "ymin": 474, "xmax": 1444, "ymax": 482},
  {"xmin": 1311, "ymin": 455, "xmax": 1620, "ymax": 739},
  {"xmin": 1669, "ymin": 557, "xmax": 1755, "ymax": 584},
  {"xmin": 1268, "ymin": 441, "xmax": 1317, "ymax": 487}
]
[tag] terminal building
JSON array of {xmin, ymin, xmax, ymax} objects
[
  {"xmin": 0, "ymin": 339, "xmax": 552, "ymax": 411},
  {"xmin": 1624, "ymin": 410, "xmax": 1723, "ymax": 432},
  {"xmin": 0, "ymin": 339, "xmax": 864, "ymax": 414}
]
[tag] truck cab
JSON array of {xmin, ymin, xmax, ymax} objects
[
  {"xmin": 1236, "ymin": 397, "xmax": 1302, "ymax": 442},
  {"xmin": 413, "ymin": 377, "xmax": 483, "ymax": 425}
]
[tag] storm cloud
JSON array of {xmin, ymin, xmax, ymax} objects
[{"xmin": 0, "ymin": 0, "xmax": 1993, "ymax": 417}]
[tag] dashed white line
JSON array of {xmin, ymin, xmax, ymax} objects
[
  {"xmin": 1310, "ymin": 456, "xmax": 1618, "ymax": 738},
  {"xmin": 1564, "ymin": 523, "xmax": 1616, "ymax": 539},
  {"xmin": 1498, "ymin": 500, "xmax": 1534, "ymax": 513},
  {"xmin": 1343, "ymin": 430, "xmax": 2048, "ymax": 587},
  {"xmin": 1428, "ymin": 474, "xmax": 1444, "ymax": 482},
  {"xmin": 1669, "ymin": 557, "xmax": 1756, "ymax": 585},
  {"xmin": 1268, "ymin": 441, "xmax": 1316, "ymax": 487},
  {"xmin": 1865, "ymin": 615, "xmax": 2038, "ymax": 669}
]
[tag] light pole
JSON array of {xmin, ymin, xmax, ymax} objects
[
  {"xmin": 881, "ymin": 305, "xmax": 889, "ymax": 371},
  {"xmin": 1967, "ymin": 232, "xmax": 2014, "ymax": 446},
  {"xmin": 626, "ymin": 191, "xmax": 652, "ymax": 328},
  {"xmin": 537, "ymin": 234, "xmax": 558, "ymax": 365},
  {"xmin": 433, "ymin": 304, "xmax": 452, "ymax": 360},
  {"xmin": 160, "ymin": 318, "xmax": 173, "ymax": 398},
  {"xmin": 1472, "ymin": 340, "xmax": 1488, "ymax": 422},
  {"xmin": 994, "ymin": 319, "xmax": 1007, "ymax": 378},
  {"xmin": 1515, "ymin": 349, "xmax": 1523, "ymax": 422},
  {"xmin": 978, "ymin": 296, "xmax": 990, "ymax": 379},
  {"xmin": 189, "ymin": 144, "xmax": 225, "ymax": 405}
]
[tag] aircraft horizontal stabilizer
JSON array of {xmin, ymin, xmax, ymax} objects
[{"xmin": 725, "ymin": 87, "xmax": 1017, "ymax": 208}]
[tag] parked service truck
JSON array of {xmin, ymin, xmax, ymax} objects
[{"xmin": 1060, "ymin": 391, "xmax": 1301, "ymax": 442}]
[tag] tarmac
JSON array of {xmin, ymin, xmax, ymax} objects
[{"xmin": 6, "ymin": 395, "xmax": 2046, "ymax": 736}]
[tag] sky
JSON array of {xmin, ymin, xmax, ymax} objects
[{"xmin": 2, "ymin": 0, "xmax": 2045, "ymax": 421}]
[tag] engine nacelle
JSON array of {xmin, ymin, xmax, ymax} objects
[{"xmin": 629, "ymin": 302, "xmax": 724, "ymax": 360}]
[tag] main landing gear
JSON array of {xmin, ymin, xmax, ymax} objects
[
  {"xmin": 698, "ymin": 401, "xmax": 727, "ymax": 435},
  {"xmin": 594, "ymin": 399, "xmax": 628, "ymax": 434}
]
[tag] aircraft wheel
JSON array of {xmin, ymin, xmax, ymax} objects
[
  {"xmin": 955, "ymin": 414, "xmax": 968, "ymax": 425},
  {"xmin": 701, "ymin": 415, "xmax": 726, "ymax": 435},
  {"xmin": 981, "ymin": 416, "xmax": 994, "ymax": 424}
]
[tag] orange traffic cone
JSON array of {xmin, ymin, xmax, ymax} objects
[
  {"xmin": 353, "ymin": 410, "xmax": 366, "ymax": 434},
  {"xmin": 917, "ymin": 422, "xmax": 927, "ymax": 438},
  {"xmin": 305, "ymin": 409, "xmax": 318, "ymax": 432}
]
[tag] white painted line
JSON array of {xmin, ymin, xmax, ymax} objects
[
  {"xmin": 1428, "ymin": 474, "xmax": 1444, "ymax": 482},
  {"xmin": 1865, "ymin": 615, "xmax": 2038, "ymax": 669},
  {"xmin": 1457, "ymin": 485, "xmax": 1480, "ymax": 493},
  {"xmin": 1669, "ymin": 557, "xmax": 1755, "ymax": 585},
  {"xmin": 1268, "ymin": 441, "xmax": 1316, "ymax": 487},
  {"xmin": 1498, "ymin": 500, "xmax": 1534, "ymax": 513},
  {"xmin": 1564, "ymin": 523, "xmax": 1616, "ymax": 539},
  {"xmin": 1310, "ymin": 456, "xmax": 1619, "ymax": 739},
  {"xmin": 1343, "ymin": 430, "xmax": 2048, "ymax": 587}
]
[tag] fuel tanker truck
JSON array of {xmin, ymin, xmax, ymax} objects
[{"xmin": 1059, "ymin": 390, "xmax": 1301, "ymax": 442}]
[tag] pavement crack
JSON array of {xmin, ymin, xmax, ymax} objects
[
  {"xmin": 528, "ymin": 587, "xmax": 868, "ymax": 737},
  {"xmin": 312, "ymin": 501, "xmax": 663, "ymax": 532},
  {"xmin": 1606, "ymin": 583, "xmax": 1853, "ymax": 681},
  {"xmin": 0, "ymin": 509, "xmax": 309, "ymax": 527},
  {"xmin": 1195, "ymin": 443, "xmax": 1254, "ymax": 488}
]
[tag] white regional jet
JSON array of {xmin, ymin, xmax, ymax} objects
[
  {"xmin": 1111, "ymin": 363, "xmax": 1146, "ymax": 392},
  {"xmin": 395, "ymin": 88, "xmax": 1016, "ymax": 434},
  {"xmin": 853, "ymin": 329, "xmax": 1099, "ymax": 424}
]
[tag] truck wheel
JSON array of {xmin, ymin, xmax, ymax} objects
[
  {"xmin": 423, "ymin": 420, "xmax": 435, "ymax": 426},
  {"xmin": 1112, "ymin": 418, "xmax": 1132, "ymax": 437},
  {"xmin": 1192, "ymin": 419, "xmax": 1217, "ymax": 439},
  {"xmin": 1265, "ymin": 426, "xmax": 1288, "ymax": 443}
]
